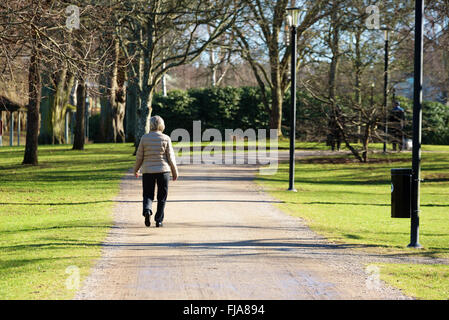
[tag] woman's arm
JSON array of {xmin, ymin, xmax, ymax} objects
[
  {"xmin": 166, "ymin": 138, "xmax": 178, "ymax": 181},
  {"xmin": 133, "ymin": 138, "xmax": 144, "ymax": 177}
]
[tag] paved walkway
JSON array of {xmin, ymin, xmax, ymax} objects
[{"xmin": 76, "ymin": 154, "xmax": 415, "ymax": 300}]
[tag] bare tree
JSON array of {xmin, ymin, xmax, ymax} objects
[
  {"xmin": 109, "ymin": 36, "xmax": 128, "ymax": 143},
  {"xmin": 206, "ymin": 25, "xmax": 236, "ymax": 87},
  {"xmin": 303, "ymin": 0, "xmax": 414, "ymax": 162},
  {"xmin": 234, "ymin": 0, "xmax": 326, "ymax": 136},
  {"xmin": 23, "ymin": 22, "xmax": 41, "ymax": 165},
  {"xmin": 115, "ymin": 0, "xmax": 242, "ymax": 152},
  {"xmin": 0, "ymin": 1, "xmax": 117, "ymax": 159}
]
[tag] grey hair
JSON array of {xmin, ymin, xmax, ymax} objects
[{"xmin": 149, "ymin": 115, "xmax": 165, "ymax": 132}]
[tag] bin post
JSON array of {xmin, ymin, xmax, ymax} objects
[{"xmin": 409, "ymin": 0, "xmax": 424, "ymax": 248}]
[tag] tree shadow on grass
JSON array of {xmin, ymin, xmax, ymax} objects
[
  {"xmin": 0, "ymin": 157, "xmax": 133, "ymax": 171},
  {"xmin": 301, "ymin": 201, "xmax": 449, "ymax": 207},
  {"xmin": 0, "ymin": 242, "xmax": 102, "ymax": 252},
  {"xmin": 0, "ymin": 224, "xmax": 110, "ymax": 235},
  {"xmin": 0, "ymin": 255, "xmax": 98, "ymax": 271},
  {"xmin": 0, "ymin": 200, "xmax": 115, "ymax": 206},
  {"xmin": 0, "ymin": 167, "xmax": 129, "ymax": 183},
  {"xmin": 0, "ymin": 199, "xmax": 284, "ymax": 206},
  {"xmin": 258, "ymin": 175, "xmax": 392, "ymax": 186}
]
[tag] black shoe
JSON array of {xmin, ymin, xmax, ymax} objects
[
  {"xmin": 156, "ymin": 221, "xmax": 163, "ymax": 228},
  {"xmin": 144, "ymin": 210, "xmax": 152, "ymax": 227}
]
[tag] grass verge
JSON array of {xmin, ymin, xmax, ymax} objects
[
  {"xmin": 377, "ymin": 264, "xmax": 449, "ymax": 300},
  {"xmin": 0, "ymin": 143, "xmax": 135, "ymax": 299},
  {"xmin": 256, "ymin": 146, "xmax": 449, "ymax": 299}
]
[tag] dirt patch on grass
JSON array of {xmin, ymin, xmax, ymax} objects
[
  {"xmin": 299, "ymin": 156, "xmax": 407, "ymax": 165},
  {"xmin": 422, "ymin": 173, "xmax": 449, "ymax": 183}
]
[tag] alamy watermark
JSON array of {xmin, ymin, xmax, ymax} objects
[
  {"xmin": 365, "ymin": 5, "xmax": 380, "ymax": 30},
  {"xmin": 65, "ymin": 265, "xmax": 80, "ymax": 290},
  {"xmin": 66, "ymin": 5, "xmax": 80, "ymax": 31},
  {"xmin": 365, "ymin": 265, "xmax": 381, "ymax": 291},
  {"xmin": 170, "ymin": 121, "xmax": 279, "ymax": 175}
]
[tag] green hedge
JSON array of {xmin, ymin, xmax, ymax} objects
[
  {"xmin": 152, "ymin": 86, "xmax": 271, "ymax": 137},
  {"xmin": 396, "ymin": 96, "xmax": 449, "ymax": 145},
  {"xmin": 145, "ymin": 87, "xmax": 449, "ymax": 145},
  {"xmin": 152, "ymin": 86, "xmax": 328, "ymax": 140}
]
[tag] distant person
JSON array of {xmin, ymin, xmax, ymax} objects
[
  {"xmin": 133, "ymin": 116, "xmax": 178, "ymax": 228},
  {"xmin": 389, "ymin": 101, "xmax": 405, "ymax": 151},
  {"xmin": 327, "ymin": 108, "xmax": 341, "ymax": 151}
]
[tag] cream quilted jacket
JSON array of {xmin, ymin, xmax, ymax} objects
[{"xmin": 133, "ymin": 131, "xmax": 178, "ymax": 176}]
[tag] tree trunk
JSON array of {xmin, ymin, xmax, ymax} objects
[
  {"xmin": 125, "ymin": 41, "xmax": 140, "ymax": 143},
  {"xmin": 161, "ymin": 64, "xmax": 167, "ymax": 96},
  {"xmin": 134, "ymin": 86, "xmax": 153, "ymax": 154},
  {"xmin": 112, "ymin": 92, "xmax": 126, "ymax": 143},
  {"xmin": 52, "ymin": 67, "xmax": 68, "ymax": 144},
  {"xmin": 99, "ymin": 72, "xmax": 113, "ymax": 142},
  {"xmin": 361, "ymin": 123, "xmax": 371, "ymax": 162},
  {"xmin": 125, "ymin": 78, "xmax": 138, "ymax": 143},
  {"xmin": 38, "ymin": 72, "xmax": 74, "ymax": 145},
  {"xmin": 328, "ymin": 41, "xmax": 339, "ymax": 102},
  {"xmin": 327, "ymin": 3, "xmax": 340, "ymax": 151},
  {"xmin": 134, "ymin": 32, "xmax": 151, "ymax": 153},
  {"xmin": 354, "ymin": 31, "xmax": 362, "ymax": 143},
  {"xmin": 23, "ymin": 36, "xmax": 41, "ymax": 165},
  {"xmin": 73, "ymin": 81, "xmax": 86, "ymax": 150},
  {"xmin": 270, "ymin": 84, "xmax": 283, "ymax": 136},
  {"xmin": 38, "ymin": 84, "xmax": 54, "ymax": 145},
  {"xmin": 52, "ymin": 71, "xmax": 74, "ymax": 144},
  {"xmin": 269, "ymin": 51, "xmax": 283, "ymax": 136},
  {"xmin": 210, "ymin": 47, "xmax": 217, "ymax": 87},
  {"xmin": 111, "ymin": 38, "xmax": 127, "ymax": 143}
]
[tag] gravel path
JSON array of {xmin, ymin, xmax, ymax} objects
[{"xmin": 75, "ymin": 151, "xmax": 445, "ymax": 300}]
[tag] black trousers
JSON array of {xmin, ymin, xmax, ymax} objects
[{"xmin": 142, "ymin": 172, "xmax": 170, "ymax": 223}]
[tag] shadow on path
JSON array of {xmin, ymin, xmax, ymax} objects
[{"xmin": 0, "ymin": 199, "xmax": 285, "ymax": 206}]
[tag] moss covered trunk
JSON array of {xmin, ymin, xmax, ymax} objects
[
  {"xmin": 111, "ymin": 38, "xmax": 127, "ymax": 143},
  {"xmin": 51, "ymin": 70, "xmax": 74, "ymax": 144},
  {"xmin": 23, "ymin": 36, "xmax": 41, "ymax": 165}
]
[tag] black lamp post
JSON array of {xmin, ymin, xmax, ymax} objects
[
  {"xmin": 409, "ymin": 0, "xmax": 424, "ymax": 248},
  {"xmin": 381, "ymin": 28, "xmax": 391, "ymax": 153},
  {"xmin": 286, "ymin": 7, "xmax": 303, "ymax": 192}
]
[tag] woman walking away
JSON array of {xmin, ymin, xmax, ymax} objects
[{"xmin": 133, "ymin": 116, "xmax": 178, "ymax": 228}]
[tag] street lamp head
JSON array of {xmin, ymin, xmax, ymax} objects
[
  {"xmin": 381, "ymin": 27, "xmax": 392, "ymax": 41},
  {"xmin": 286, "ymin": 7, "xmax": 304, "ymax": 28},
  {"xmin": 286, "ymin": 15, "xmax": 293, "ymax": 27}
]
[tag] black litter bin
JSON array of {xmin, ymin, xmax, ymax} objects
[{"xmin": 391, "ymin": 168, "xmax": 412, "ymax": 218}]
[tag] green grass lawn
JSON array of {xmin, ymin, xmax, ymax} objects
[
  {"xmin": 257, "ymin": 145, "xmax": 449, "ymax": 300},
  {"xmin": 2, "ymin": 139, "xmax": 447, "ymax": 300},
  {"xmin": 0, "ymin": 143, "xmax": 136, "ymax": 299},
  {"xmin": 377, "ymin": 263, "xmax": 449, "ymax": 300},
  {"xmin": 173, "ymin": 137, "xmax": 414, "ymax": 154},
  {"xmin": 173, "ymin": 137, "xmax": 329, "ymax": 150}
]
